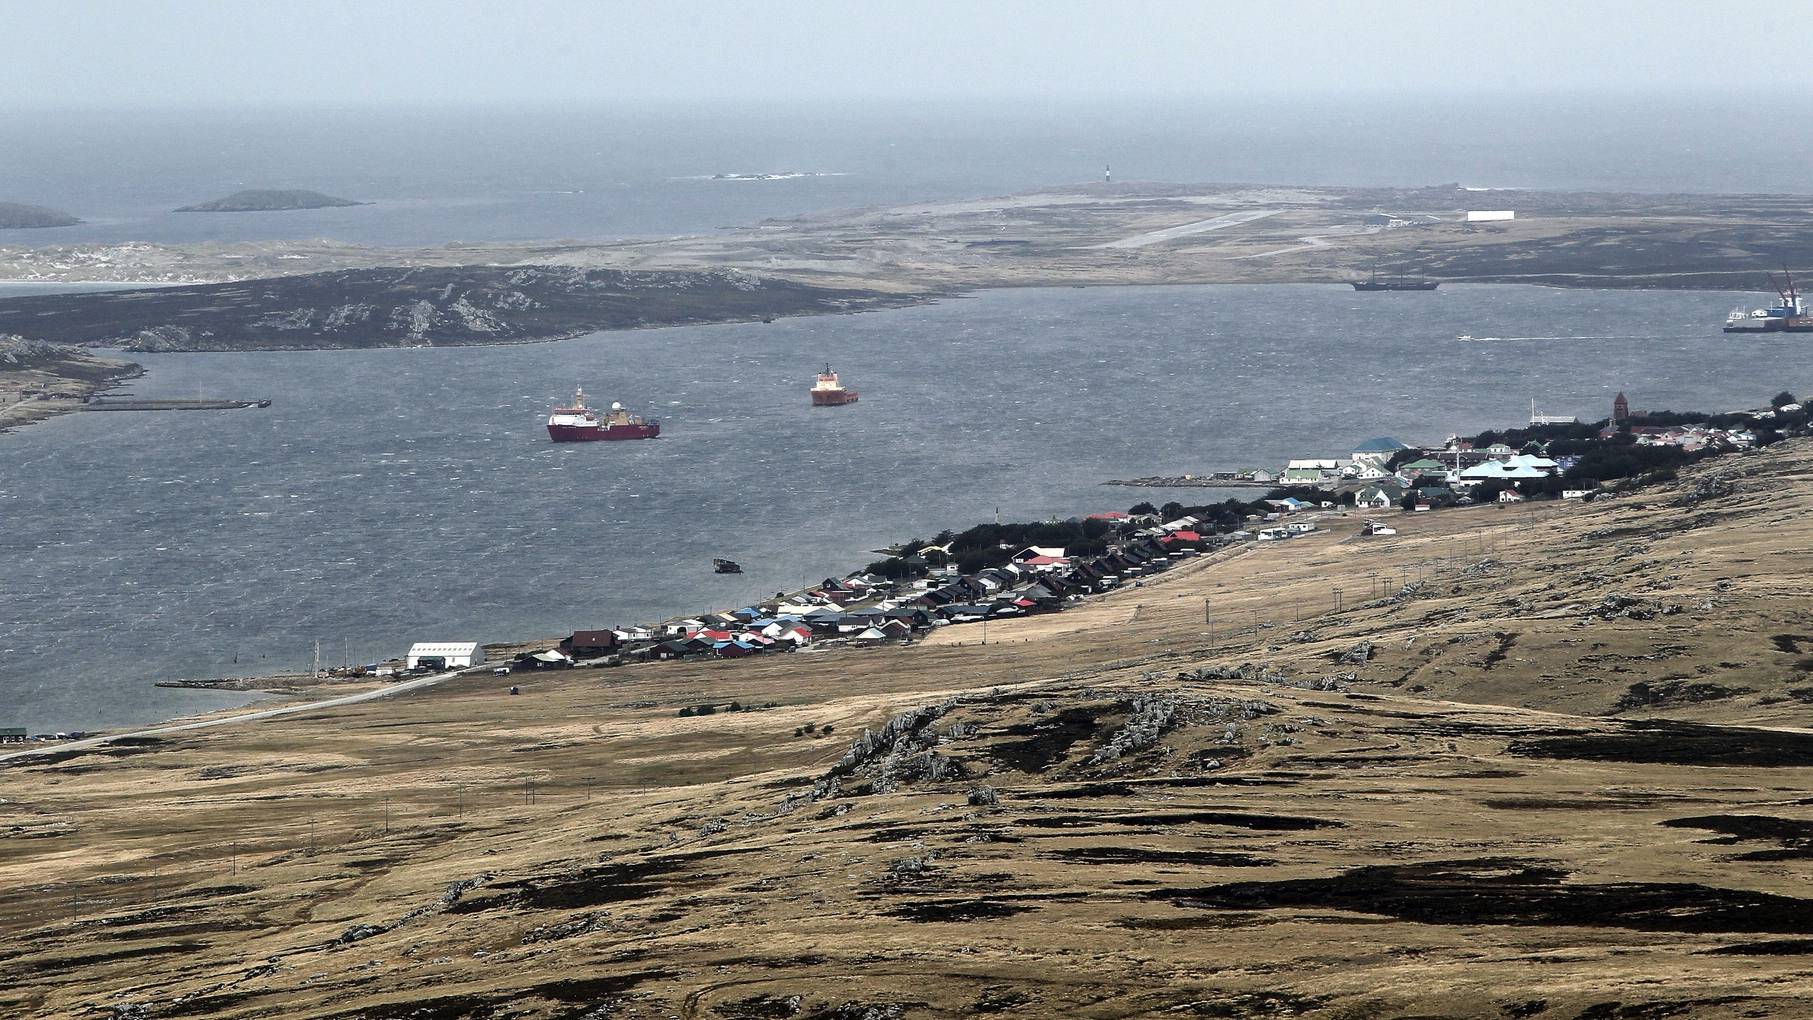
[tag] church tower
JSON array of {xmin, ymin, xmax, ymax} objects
[{"xmin": 1613, "ymin": 391, "xmax": 1629, "ymax": 423}]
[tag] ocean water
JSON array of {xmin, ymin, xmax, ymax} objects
[
  {"xmin": 0, "ymin": 283, "xmax": 1794, "ymax": 731},
  {"xmin": 0, "ymin": 94, "xmax": 1809, "ymax": 249}
]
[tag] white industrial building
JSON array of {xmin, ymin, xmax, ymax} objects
[
  {"xmin": 406, "ymin": 642, "xmax": 485, "ymax": 669},
  {"xmin": 1466, "ymin": 210, "xmax": 1515, "ymax": 222}
]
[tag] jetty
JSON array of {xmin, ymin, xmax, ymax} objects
[
  {"xmin": 1106, "ymin": 474, "xmax": 1274, "ymax": 488},
  {"xmin": 81, "ymin": 397, "xmax": 271, "ymax": 412}
]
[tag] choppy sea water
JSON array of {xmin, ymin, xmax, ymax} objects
[{"xmin": 0, "ymin": 282, "xmax": 1797, "ymax": 731}]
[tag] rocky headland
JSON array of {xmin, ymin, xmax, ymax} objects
[
  {"xmin": 0, "ymin": 265, "xmax": 915, "ymax": 352},
  {"xmin": 0, "ymin": 335, "xmax": 140, "ymax": 432}
]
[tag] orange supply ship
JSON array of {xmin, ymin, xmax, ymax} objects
[
  {"xmin": 546, "ymin": 387, "xmax": 660, "ymax": 441},
  {"xmin": 811, "ymin": 365, "xmax": 858, "ymax": 406}
]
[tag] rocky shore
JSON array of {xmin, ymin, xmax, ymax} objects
[
  {"xmin": 0, "ymin": 335, "xmax": 140, "ymax": 432},
  {"xmin": 0, "ymin": 265, "xmax": 917, "ymax": 352}
]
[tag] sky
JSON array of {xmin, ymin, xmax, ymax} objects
[{"xmin": 10, "ymin": 0, "xmax": 1810, "ymax": 109}]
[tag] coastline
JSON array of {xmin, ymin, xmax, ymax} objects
[
  {"xmin": 0, "ymin": 345, "xmax": 143, "ymax": 434},
  {"xmin": 0, "ymin": 181, "xmax": 1795, "ymax": 354}
]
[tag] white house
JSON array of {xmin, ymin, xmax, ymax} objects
[
  {"xmin": 1350, "ymin": 437, "xmax": 1410, "ymax": 469},
  {"xmin": 1282, "ymin": 459, "xmax": 1344, "ymax": 483},
  {"xmin": 1460, "ymin": 459, "xmax": 1552, "ymax": 483},
  {"xmin": 1499, "ymin": 489, "xmax": 1525, "ymax": 503},
  {"xmin": 406, "ymin": 642, "xmax": 485, "ymax": 669}
]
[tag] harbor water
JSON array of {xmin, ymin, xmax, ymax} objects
[{"xmin": 0, "ymin": 282, "xmax": 1798, "ymax": 731}]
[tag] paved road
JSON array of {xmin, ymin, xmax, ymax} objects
[
  {"xmin": 0, "ymin": 664, "xmax": 491, "ymax": 766},
  {"xmin": 1090, "ymin": 208, "xmax": 1280, "ymax": 250}
]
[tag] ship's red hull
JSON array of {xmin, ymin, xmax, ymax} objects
[
  {"xmin": 547, "ymin": 422, "xmax": 661, "ymax": 441},
  {"xmin": 811, "ymin": 390, "xmax": 858, "ymax": 406}
]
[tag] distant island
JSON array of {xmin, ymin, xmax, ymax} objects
[
  {"xmin": 175, "ymin": 189, "xmax": 367, "ymax": 213},
  {"xmin": 0, "ymin": 202, "xmax": 80, "ymax": 229}
]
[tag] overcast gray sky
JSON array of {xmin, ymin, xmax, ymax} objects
[{"xmin": 10, "ymin": 0, "xmax": 1806, "ymax": 109}]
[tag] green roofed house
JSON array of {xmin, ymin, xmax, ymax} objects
[{"xmin": 1400, "ymin": 458, "xmax": 1449, "ymax": 479}]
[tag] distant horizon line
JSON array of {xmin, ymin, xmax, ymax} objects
[{"xmin": 0, "ymin": 87, "xmax": 1796, "ymax": 116}]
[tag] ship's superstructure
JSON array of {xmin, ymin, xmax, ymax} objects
[
  {"xmin": 1725, "ymin": 270, "xmax": 1813, "ymax": 333},
  {"xmin": 546, "ymin": 387, "xmax": 661, "ymax": 441},
  {"xmin": 811, "ymin": 366, "xmax": 859, "ymax": 406}
]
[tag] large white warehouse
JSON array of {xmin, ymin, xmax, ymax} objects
[
  {"xmin": 406, "ymin": 642, "xmax": 485, "ymax": 669},
  {"xmin": 1466, "ymin": 210, "xmax": 1515, "ymax": 222}
]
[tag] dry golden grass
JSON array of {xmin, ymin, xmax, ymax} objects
[{"xmin": 7, "ymin": 444, "xmax": 1813, "ymax": 1018}]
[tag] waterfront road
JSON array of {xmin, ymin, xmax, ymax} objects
[{"xmin": 0, "ymin": 664, "xmax": 491, "ymax": 765}]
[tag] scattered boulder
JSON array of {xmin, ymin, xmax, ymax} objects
[
  {"xmin": 1677, "ymin": 471, "xmax": 1735, "ymax": 506},
  {"xmin": 336, "ymin": 923, "xmax": 387, "ymax": 945}
]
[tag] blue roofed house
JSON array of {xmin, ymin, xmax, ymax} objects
[{"xmin": 1350, "ymin": 436, "xmax": 1411, "ymax": 470}]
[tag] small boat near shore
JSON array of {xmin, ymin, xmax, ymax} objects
[
  {"xmin": 547, "ymin": 387, "xmax": 660, "ymax": 441},
  {"xmin": 713, "ymin": 558, "xmax": 743, "ymax": 574}
]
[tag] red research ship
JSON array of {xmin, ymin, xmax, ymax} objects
[
  {"xmin": 546, "ymin": 387, "xmax": 660, "ymax": 441},
  {"xmin": 810, "ymin": 365, "xmax": 859, "ymax": 406}
]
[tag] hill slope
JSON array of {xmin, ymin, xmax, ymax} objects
[{"xmin": 7, "ymin": 445, "xmax": 1813, "ymax": 1017}]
